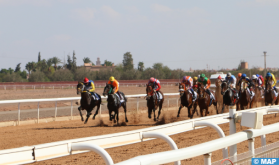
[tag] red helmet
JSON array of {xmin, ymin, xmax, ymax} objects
[
  {"xmin": 149, "ymin": 77, "xmax": 155, "ymax": 83},
  {"xmin": 217, "ymin": 75, "xmax": 222, "ymax": 79},
  {"xmin": 84, "ymin": 77, "xmax": 89, "ymax": 83},
  {"xmin": 193, "ymin": 85, "xmax": 198, "ymax": 88}
]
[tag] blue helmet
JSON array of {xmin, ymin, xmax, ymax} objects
[
  {"xmin": 266, "ymin": 72, "xmax": 272, "ymax": 77},
  {"xmin": 256, "ymin": 74, "xmax": 259, "ymax": 77},
  {"xmin": 242, "ymin": 74, "xmax": 246, "ymax": 78}
]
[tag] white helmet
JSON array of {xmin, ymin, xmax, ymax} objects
[
  {"xmin": 252, "ymin": 75, "xmax": 257, "ymax": 80},
  {"xmin": 227, "ymin": 72, "xmax": 231, "ymax": 77},
  {"xmin": 198, "ymin": 75, "xmax": 200, "ymax": 78}
]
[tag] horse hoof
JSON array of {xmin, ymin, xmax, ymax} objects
[
  {"xmin": 114, "ymin": 120, "xmax": 116, "ymax": 123},
  {"xmin": 177, "ymin": 115, "xmax": 179, "ymax": 118},
  {"xmin": 154, "ymin": 118, "xmax": 156, "ymax": 122},
  {"xmin": 148, "ymin": 116, "xmax": 151, "ymax": 119},
  {"xmin": 126, "ymin": 119, "xmax": 128, "ymax": 122}
]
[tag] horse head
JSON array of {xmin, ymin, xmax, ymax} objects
[
  {"xmin": 146, "ymin": 84, "xmax": 154, "ymax": 99},
  {"xmin": 197, "ymin": 83, "xmax": 205, "ymax": 98},
  {"xmin": 103, "ymin": 83, "xmax": 113, "ymax": 96},
  {"xmin": 240, "ymin": 80, "xmax": 247, "ymax": 93},
  {"xmin": 215, "ymin": 79, "xmax": 222, "ymax": 87},
  {"xmin": 266, "ymin": 80, "xmax": 273, "ymax": 93},
  {"xmin": 178, "ymin": 83, "xmax": 186, "ymax": 96},
  {"xmin": 221, "ymin": 81, "xmax": 228, "ymax": 95},
  {"xmin": 77, "ymin": 82, "xmax": 84, "ymax": 95}
]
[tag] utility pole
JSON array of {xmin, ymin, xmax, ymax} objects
[{"xmin": 262, "ymin": 51, "xmax": 268, "ymax": 76}]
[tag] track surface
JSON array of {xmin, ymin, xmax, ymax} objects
[{"xmin": 0, "ymin": 86, "xmax": 278, "ymax": 165}]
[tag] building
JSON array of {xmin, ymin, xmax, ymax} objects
[
  {"xmin": 241, "ymin": 62, "xmax": 248, "ymax": 69},
  {"xmin": 84, "ymin": 58, "xmax": 115, "ymax": 71}
]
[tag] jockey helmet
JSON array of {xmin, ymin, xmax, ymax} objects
[
  {"xmin": 149, "ymin": 77, "xmax": 155, "ymax": 83},
  {"xmin": 217, "ymin": 75, "xmax": 222, "ymax": 79},
  {"xmin": 193, "ymin": 77, "xmax": 198, "ymax": 81},
  {"xmin": 241, "ymin": 74, "xmax": 246, "ymax": 78},
  {"xmin": 238, "ymin": 73, "xmax": 242, "ymax": 78},
  {"xmin": 84, "ymin": 77, "xmax": 89, "ymax": 83},
  {"xmin": 252, "ymin": 75, "xmax": 257, "ymax": 80},
  {"xmin": 193, "ymin": 85, "xmax": 198, "ymax": 88},
  {"xmin": 266, "ymin": 72, "xmax": 272, "ymax": 77},
  {"xmin": 227, "ymin": 72, "xmax": 231, "ymax": 77},
  {"xmin": 109, "ymin": 76, "xmax": 115, "ymax": 81},
  {"xmin": 256, "ymin": 74, "xmax": 260, "ymax": 77},
  {"xmin": 198, "ymin": 75, "xmax": 200, "ymax": 78},
  {"xmin": 200, "ymin": 74, "xmax": 205, "ymax": 78}
]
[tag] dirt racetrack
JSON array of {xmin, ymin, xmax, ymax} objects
[{"xmin": 0, "ymin": 85, "xmax": 278, "ymax": 164}]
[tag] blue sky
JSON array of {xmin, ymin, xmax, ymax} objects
[{"xmin": 0, "ymin": 0, "xmax": 278, "ymax": 71}]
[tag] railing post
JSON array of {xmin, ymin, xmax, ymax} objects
[
  {"xmin": 177, "ymin": 98, "xmax": 179, "ymax": 108},
  {"xmin": 204, "ymin": 153, "xmax": 212, "ymax": 165},
  {"xmin": 137, "ymin": 97, "xmax": 139, "ymax": 113},
  {"xmin": 248, "ymin": 138, "xmax": 255, "ymax": 158},
  {"xmin": 229, "ymin": 105, "xmax": 237, "ymax": 162},
  {"xmin": 55, "ymin": 101, "xmax": 57, "ymax": 121},
  {"xmin": 18, "ymin": 103, "xmax": 20, "ymax": 125},
  {"xmin": 99, "ymin": 104, "xmax": 102, "ymax": 116},
  {"xmin": 71, "ymin": 100, "xmax": 73, "ymax": 120},
  {"xmin": 37, "ymin": 102, "xmax": 40, "ymax": 123},
  {"xmin": 167, "ymin": 95, "xmax": 169, "ymax": 111}
]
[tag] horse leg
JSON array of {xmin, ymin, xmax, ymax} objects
[
  {"xmin": 116, "ymin": 111, "xmax": 119, "ymax": 125},
  {"xmin": 93, "ymin": 104, "xmax": 99, "ymax": 120},
  {"xmin": 148, "ymin": 107, "xmax": 152, "ymax": 119},
  {"xmin": 157, "ymin": 102, "xmax": 163, "ymax": 120},
  {"xmin": 122, "ymin": 103, "xmax": 128, "ymax": 122},
  {"xmin": 113, "ymin": 112, "xmax": 117, "ymax": 123},
  {"xmin": 191, "ymin": 103, "xmax": 198, "ymax": 118},
  {"xmin": 200, "ymin": 108, "xmax": 203, "ymax": 117},
  {"xmin": 177, "ymin": 106, "xmax": 182, "ymax": 118},
  {"xmin": 205, "ymin": 107, "xmax": 209, "ymax": 116},
  {"xmin": 222, "ymin": 104, "xmax": 225, "ymax": 113},
  {"xmin": 78, "ymin": 107, "xmax": 84, "ymax": 121},
  {"xmin": 84, "ymin": 111, "xmax": 92, "ymax": 124},
  {"xmin": 153, "ymin": 108, "xmax": 156, "ymax": 121}
]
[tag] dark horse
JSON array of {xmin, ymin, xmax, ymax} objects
[
  {"xmin": 252, "ymin": 79, "xmax": 264, "ymax": 107},
  {"xmin": 76, "ymin": 82, "xmax": 102, "ymax": 124},
  {"xmin": 146, "ymin": 84, "xmax": 164, "ymax": 121},
  {"xmin": 264, "ymin": 80, "xmax": 279, "ymax": 106},
  {"xmin": 221, "ymin": 81, "xmax": 237, "ymax": 112},
  {"xmin": 197, "ymin": 83, "xmax": 217, "ymax": 117},
  {"xmin": 177, "ymin": 83, "xmax": 198, "ymax": 118},
  {"xmin": 238, "ymin": 80, "xmax": 255, "ymax": 110},
  {"xmin": 103, "ymin": 84, "xmax": 128, "ymax": 124}
]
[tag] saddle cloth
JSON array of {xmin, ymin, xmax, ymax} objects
[
  {"xmin": 91, "ymin": 93, "xmax": 100, "ymax": 100},
  {"xmin": 115, "ymin": 93, "xmax": 125, "ymax": 103},
  {"xmin": 274, "ymin": 90, "xmax": 278, "ymax": 98},
  {"xmin": 188, "ymin": 89, "xmax": 197, "ymax": 101},
  {"xmin": 155, "ymin": 92, "xmax": 163, "ymax": 100},
  {"xmin": 246, "ymin": 88, "xmax": 255, "ymax": 99}
]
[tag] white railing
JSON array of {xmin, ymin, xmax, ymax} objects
[
  {"xmin": 1, "ymin": 105, "xmax": 279, "ymax": 165},
  {"xmin": 0, "ymin": 93, "xmax": 179, "ymax": 125}
]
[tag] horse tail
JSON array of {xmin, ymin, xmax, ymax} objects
[
  {"xmin": 121, "ymin": 92, "xmax": 128, "ymax": 102},
  {"xmin": 96, "ymin": 93, "xmax": 102, "ymax": 104}
]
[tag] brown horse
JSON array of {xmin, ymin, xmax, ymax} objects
[
  {"xmin": 77, "ymin": 82, "xmax": 102, "ymax": 124},
  {"xmin": 177, "ymin": 83, "xmax": 198, "ymax": 118},
  {"xmin": 215, "ymin": 79, "xmax": 224, "ymax": 113},
  {"xmin": 146, "ymin": 84, "xmax": 164, "ymax": 121},
  {"xmin": 252, "ymin": 79, "xmax": 264, "ymax": 107},
  {"xmin": 238, "ymin": 80, "xmax": 255, "ymax": 110},
  {"xmin": 264, "ymin": 80, "xmax": 279, "ymax": 106},
  {"xmin": 197, "ymin": 83, "xmax": 217, "ymax": 117}
]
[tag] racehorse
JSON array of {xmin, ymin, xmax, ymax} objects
[
  {"xmin": 215, "ymin": 79, "xmax": 224, "ymax": 113},
  {"xmin": 238, "ymin": 80, "xmax": 255, "ymax": 110},
  {"xmin": 146, "ymin": 84, "xmax": 164, "ymax": 121},
  {"xmin": 76, "ymin": 82, "xmax": 102, "ymax": 124},
  {"xmin": 264, "ymin": 80, "xmax": 279, "ymax": 106},
  {"xmin": 197, "ymin": 83, "xmax": 217, "ymax": 117},
  {"xmin": 103, "ymin": 83, "xmax": 128, "ymax": 124},
  {"xmin": 221, "ymin": 81, "xmax": 237, "ymax": 112},
  {"xmin": 252, "ymin": 79, "xmax": 264, "ymax": 107},
  {"xmin": 177, "ymin": 83, "xmax": 198, "ymax": 118}
]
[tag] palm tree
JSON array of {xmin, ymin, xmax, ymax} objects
[
  {"xmin": 46, "ymin": 58, "xmax": 53, "ymax": 72},
  {"xmin": 138, "ymin": 62, "xmax": 144, "ymax": 71},
  {"xmin": 83, "ymin": 57, "xmax": 91, "ymax": 63},
  {"xmin": 52, "ymin": 57, "xmax": 61, "ymax": 71}
]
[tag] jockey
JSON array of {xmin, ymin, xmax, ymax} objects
[
  {"xmin": 252, "ymin": 74, "xmax": 263, "ymax": 88},
  {"xmin": 225, "ymin": 72, "xmax": 238, "ymax": 98},
  {"xmin": 147, "ymin": 77, "xmax": 161, "ymax": 101},
  {"xmin": 108, "ymin": 76, "xmax": 122, "ymax": 100},
  {"xmin": 182, "ymin": 76, "xmax": 196, "ymax": 100},
  {"xmin": 238, "ymin": 73, "xmax": 254, "ymax": 99},
  {"xmin": 83, "ymin": 77, "xmax": 96, "ymax": 96},
  {"xmin": 264, "ymin": 72, "xmax": 277, "ymax": 93},
  {"xmin": 256, "ymin": 74, "xmax": 264, "ymax": 88},
  {"xmin": 236, "ymin": 73, "xmax": 242, "ymax": 89},
  {"xmin": 198, "ymin": 74, "xmax": 215, "ymax": 101}
]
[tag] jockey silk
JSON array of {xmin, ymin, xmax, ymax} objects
[{"xmin": 148, "ymin": 78, "xmax": 161, "ymax": 91}]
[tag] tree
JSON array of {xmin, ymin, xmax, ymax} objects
[
  {"xmin": 46, "ymin": 58, "xmax": 53, "ymax": 72},
  {"xmin": 52, "ymin": 57, "xmax": 62, "ymax": 71},
  {"xmin": 122, "ymin": 52, "xmax": 133, "ymax": 71},
  {"xmin": 83, "ymin": 57, "xmax": 91, "ymax": 63},
  {"xmin": 28, "ymin": 71, "xmax": 46, "ymax": 82},
  {"xmin": 103, "ymin": 60, "xmax": 113, "ymax": 66},
  {"xmin": 66, "ymin": 55, "xmax": 73, "ymax": 70},
  {"xmin": 72, "ymin": 50, "xmax": 77, "ymax": 72},
  {"xmin": 38, "ymin": 52, "xmax": 41, "ymax": 62},
  {"xmin": 15, "ymin": 63, "xmax": 21, "ymax": 72},
  {"xmin": 153, "ymin": 63, "xmax": 163, "ymax": 70},
  {"xmin": 25, "ymin": 62, "xmax": 33, "ymax": 75},
  {"xmin": 51, "ymin": 69, "xmax": 74, "ymax": 81},
  {"xmin": 138, "ymin": 62, "xmax": 144, "ymax": 71}
]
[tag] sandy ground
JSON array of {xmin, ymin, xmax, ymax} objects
[{"xmin": 0, "ymin": 86, "xmax": 278, "ymax": 164}]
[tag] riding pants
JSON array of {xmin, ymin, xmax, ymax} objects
[{"xmin": 190, "ymin": 88, "xmax": 196, "ymax": 99}]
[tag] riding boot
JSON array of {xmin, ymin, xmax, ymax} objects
[
  {"xmin": 274, "ymin": 87, "xmax": 278, "ymax": 93},
  {"xmin": 117, "ymin": 91, "xmax": 122, "ymax": 101},
  {"xmin": 153, "ymin": 94, "xmax": 156, "ymax": 104},
  {"xmin": 190, "ymin": 88, "xmax": 196, "ymax": 100}
]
